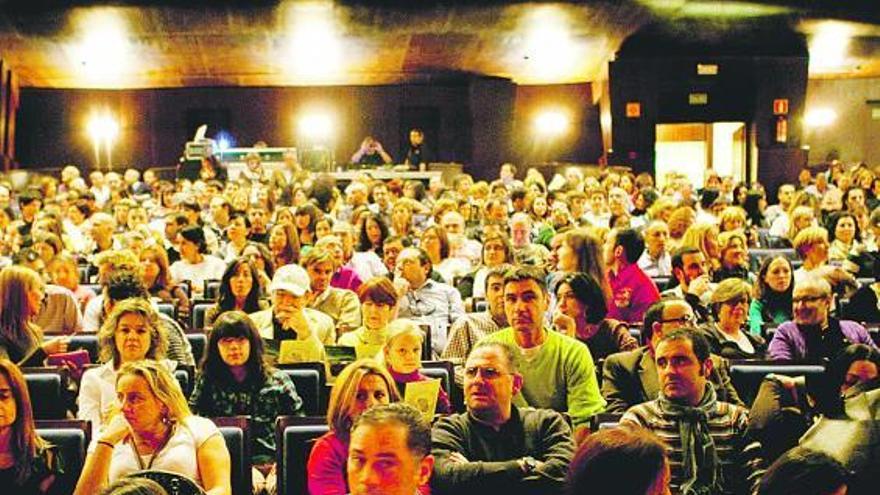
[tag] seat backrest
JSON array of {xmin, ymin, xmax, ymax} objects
[
  {"xmin": 204, "ymin": 280, "xmax": 222, "ymax": 300},
  {"xmin": 37, "ymin": 419, "xmax": 90, "ymax": 495},
  {"xmin": 278, "ymin": 368, "xmax": 322, "ymax": 416},
  {"xmin": 174, "ymin": 365, "xmax": 195, "ymax": 397},
  {"xmin": 25, "ymin": 373, "xmax": 66, "ymax": 419},
  {"xmin": 192, "ymin": 303, "xmax": 214, "ymax": 332},
  {"xmin": 213, "ymin": 416, "xmax": 252, "ymax": 495},
  {"xmin": 417, "ymin": 323, "xmax": 433, "ymax": 361},
  {"xmin": 156, "ymin": 302, "xmax": 176, "ymax": 320},
  {"xmin": 186, "ymin": 333, "xmax": 208, "ymax": 366},
  {"xmin": 68, "ymin": 334, "xmax": 99, "ymax": 362},
  {"xmin": 730, "ymin": 363, "xmax": 825, "ymax": 405},
  {"xmin": 277, "ymin": 419, "xmax": 330, "ymax": 495}
]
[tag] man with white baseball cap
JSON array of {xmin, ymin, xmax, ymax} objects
[{"xmin": 249, "ymin": 264, "xmax": 335, "ymax": 364}]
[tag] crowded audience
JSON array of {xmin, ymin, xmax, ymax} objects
[{"xmin": 2, "ymin": 157, "xmax": 880, "ymax": 494}]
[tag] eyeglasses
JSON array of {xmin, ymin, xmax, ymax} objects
[
  {"xmin": 464, "ymin": 366, "xmax": 508, "ymax": 380},
  {"xmin": 659, "ymin": 313, "xmax": 693, "ymax": 324},
  {"xmin": 793, "ymin": 294, "xmax": 829, "ymax": 304}
]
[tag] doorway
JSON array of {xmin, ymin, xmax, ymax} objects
[{"xmin": 655, "ymin": 122, "xmax": 746, "ymax": 190}]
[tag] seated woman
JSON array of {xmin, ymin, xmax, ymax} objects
[
  {"xmin": 189, "ymin": 311, "xmax": 303, "ymax": 494},
  {"xmin": 0, "ymin": 359, "xmax": 66, "ymax": 495},
  {"xmin": 792, "ymin": 226, "xmax": 855, "ymax": 291},
  {"xmin": 713, "ymin": 230, "xmax": 754, "ymax": 283},
  {"xmin": 204, "ymin": 258, "xmax": 267, "ymax": 329},
  {"xmin": 338, "ymin": 277, "xmax": 399, "ymax": 354},
  {"xmin": 681, "ymin": 222, "xmax": 722, "ymax": 274},
  {"xmin": 704, "ymin": 278, "xmax": 766, "ymax": 359},
  {"xmin": 241, "ymin": 242, "xmax": 275, "ymax": 292},
  {"xmin": 827, "ymin": 210, "xmax": 863, "ymax": 264},
  {"xmin": 78, "ymin": 298, "xmax": 174, "ymax": 442},
  {"xmin": 749, "ymin": 255, "xmax": 794, "ymax": 336},
  {"xmin": 420, "ymin": 225, "xmax": 469, "ymax": 285},
  {"xmin": 73, "ymin": 360, "xmax": 232, "ymax": 495},
  {"xmin": 382, "ymin": 319, "xmax": 451, "ymax": 414},
  {"xmin": 749, "ymin": 343, "xmax": 880, "ymax": 463},
  {"xmin": 357, "ymin": 213, "xmax": 389, "ymax": 258},
  {"xmin": 47, "ymin": 253, "xmax": 96, "ymax": 312},
  {"xmin": 140, "ymin": 245, "xmax": 190, "ymax": 328},
  {"xmin": 306, "ymin": 359, "xmax": 400, "ymax": 495},
  {"xmin": 552, "ymin": 272, "xmax": 637, "ymax": 361},
  {"xmin": 267, "ymin": 222, "xmax": 300, "ymax": 269},
  {"xmin": 0, "ymin": 266, "xmax": 68, "ymax": 367},
  {"xmin": 458, "ymin": 232, "xmax": 512, "ymax": 300}
]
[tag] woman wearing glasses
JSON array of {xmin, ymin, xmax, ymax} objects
[{"xmin": 703, "ymin": 278, "xmax": 766, "ymax": 359}]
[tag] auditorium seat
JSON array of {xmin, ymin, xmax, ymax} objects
[
  {"xmin": 277, "ymin": 363, "xmax": 325, "ymax": 416},
  {"xmin": 191, "ymin": 301, "xmax": 215, "ymax": 331},
  {"xmin": 729, "ymin": 362, "xmax": 825, "ymax": 405},
  {"xmin": 276, "ymin": 416, "xmax": 329, "ymax": 495},
  {"xmin": 68, "ymin": 334, "xmax": 100, "ymax": 362},
  {"xmin": 174, "ymin": 365, "xmax": 195, "ymax": 397},
  {"xmin": 421, "ymin": 360, "xmax": 457, "ymax": 411},
  {"xmin": 212, "ymin": 416, "xmax": 253, "ymax": 495},
  {"xmin": 156, "ymin": 302, "xmax": 176, "ymax": 320},
  {"xmin": 204, "ymin": 280, "xmax": 222, "ymax": 300},
  {"xmin": 24, "ymin": 369, "xmax": 68, "ymax": 419},
  {"xmin": 36, "ymin": 419, "xmax": 90, "ymax": 495},
  {"xmin": 186, "ymin": 333, "xmax": 208, "ymax": 365},
  {"xmin": 591, "ymin": 412, "xmax": 623, "ymax": 431}
]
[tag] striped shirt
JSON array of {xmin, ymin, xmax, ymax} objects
[{"xmin": 621, "ymin": 399, "xmax": 753, "ymax": 494}]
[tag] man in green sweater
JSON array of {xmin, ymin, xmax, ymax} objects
[{"xmin": 480, "ymin": 266, "xmax": 605, "ymax": 430}]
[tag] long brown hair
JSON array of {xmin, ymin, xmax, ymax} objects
[
  {"xmin": 0, "ymin": 359, "xmax": 48, "ymax": 484},
  {"xmin": 0, "ymin": 266, "xmax": 43, "ymax": 354}
]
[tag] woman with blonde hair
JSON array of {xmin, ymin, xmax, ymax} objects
[
  {"xmin": 0, "ymin": 266, "xmax": 68, "ymax": 366},
  {"xmin": 713, "ymin": 230, "xmax": 753, "ymax": 283},
  {"xmin": 74, "ymin": 360, "xmax": 232, "ymax": 495},
  {"xmin": 77, "ymin": 299, "xmax": 172, "ymax": 441},
  {"xmin": 666, "ymin": 205, "xmax": 695, "ymax": 250},
  {"xmin": 306, "ymin": 359, "xmax": 400, "ymax": 495},
  {"xmin": 0, "ymin": 359, "xmax": 66, "ymax": 494},
  {"xmin": 681, "ymin": 222, "xmax": 721, "ymax": 272},
  {"xmin": 786, "ymin": 205, "xmax": 817, "ymax": 246},
  {"xmin": 704, "ymin": 278, "xmax": 766, "ymax": 359},
  {"xmin": 792, "ymin": 226, "xmax": 855, "ymax": 291}
]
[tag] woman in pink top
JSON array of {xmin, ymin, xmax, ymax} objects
[{"xmin": 307, "ymin": 359, "xmax": 400, "ymax": 495}]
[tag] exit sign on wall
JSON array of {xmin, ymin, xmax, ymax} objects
[{"xmin": 773, "ymin": 99, "xmax": 789, "ymax": 115}]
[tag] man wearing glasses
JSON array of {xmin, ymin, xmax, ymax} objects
[
  {"xmin": 431, "ymin": 341, "xmax": 575, "ymax": 495},
  {"xmin": 768, "ymin": 276, "xmax": 876, "ymax": 361},
  {"xmin": 602, "ymin": 298, "xmax": 743, "ymax": 414}
]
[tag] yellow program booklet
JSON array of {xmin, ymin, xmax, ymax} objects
[
  {"xmin": 279, "ymin": 340, "xmax": 312, "ymax": 364},
  {"xmin": 404, "ymin": 379, "xmax": 440, "ymax": 423}
]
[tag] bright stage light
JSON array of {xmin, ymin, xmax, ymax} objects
[
  {"xmin": 298, "ymin": 113, "xmax": 334, "ymax": 141},
  {"xmin": 67, "ymin": 10, "xmax": 131, "ymax": 85},
  {"xmin": 534, "ymin": 110, "xmax": 569, "ymax": 137},
  {"xmin": 87, "ymin": 114, "xmax": 119, "ymax": 143}
]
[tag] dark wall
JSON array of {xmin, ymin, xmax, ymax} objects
[
  {"xmin": 14, "ymin": 79, "xmax": 602, "ymax": 179},
  {"xmin": 609, "ymin": 55, "xmax": 808, "ymax": 191}
]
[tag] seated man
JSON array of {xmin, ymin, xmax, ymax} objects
[
  {"xmin": 347, "ymin": 403, "xmax": 433, "ymax": 495},
  {"xmin": 662, "ymin": 247, "xmax": 716, "ymax": 325},
  {"xmin": 769, "ymin": 275, "xmax": 877, "ymax": 361},
  {"xmin": 605, "ymin": 228, "xmax": 660, "ymax": 323},
  {"xmin": 621, "ymin": 330, "xmax": 759, "ymax": 494},
  {"xmin": 351, "ymin": 136, "xmax": 393, "ymax": 166},
  {"xmin": 638, "ymin": 220, "xmax": 672, "ymax": 277},
  {"xmin": 442, "ymin": 265, "xmax": 509, "ymax": 385},
  {"xmin": 396, "ymin": 247, "xmax": 465, "ymax": 356},
  {"xmin": 480, "ymin": 267, "xmax": 605, "ymax": 429},
  {"xmin": 602, "ymin": 299, "xmax": 743, "ymax": 414},
  {"xmin": 432, "ymin": 341, "xmax": 575, "ymax": 495},
  {"xmin": 250, "ymin": 264, "xmax": 334, "ymax": 364},
  {"xmin": 302, "ymin": 247, "xmax": 361, "ymax": 335}
]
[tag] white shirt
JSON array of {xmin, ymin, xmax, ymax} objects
[{"xmin": 170, "ymin": 255, "xmax": 227, "ymax": 297}]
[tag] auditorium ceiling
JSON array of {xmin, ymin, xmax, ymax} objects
[{"xmin": 0, "ymin": 0, "xmax": 878, "ymax": 88}]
